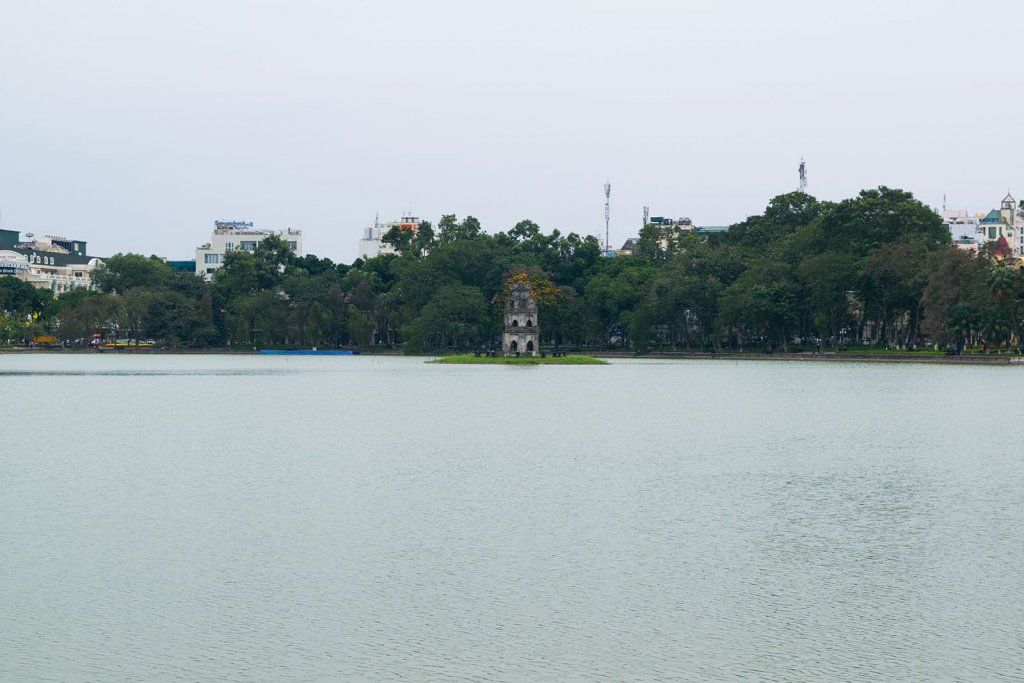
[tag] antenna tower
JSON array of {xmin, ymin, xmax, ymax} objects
[
  {"xmin": 604, "ymin": 181, "xmax": 611, "ymax": 254},
  {"xmin": 798, "ymin": 158, "xmax": 808, "ymax": 193},
  {"xmin": 643, "ymin": 206, "xmax": 650, "ymax": 228}
]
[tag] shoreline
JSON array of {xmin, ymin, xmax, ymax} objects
[
  {"xmin": 588, "ymin": 350, "xmax": 1024, "ymax": 366},
  {"xmin": 3, "ymin": 347, "xmax": 1023, "ymax": 365}
]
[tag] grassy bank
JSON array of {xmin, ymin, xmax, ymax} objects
[{"xmin": 430, "ymin": 354, "xmax": 607, "ymax": 365}]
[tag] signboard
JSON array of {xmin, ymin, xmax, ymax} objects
[{"xmin": 0, "ymin": 251, "xmax": 27, "ymax": 276}]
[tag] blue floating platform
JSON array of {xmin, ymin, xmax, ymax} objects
[{"xmin": 258, "ymin": 350, "xmax": 356, "ymax": 356}]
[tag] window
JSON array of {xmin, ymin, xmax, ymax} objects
[
  {"xmin": 526, "ymin": 319, "xmax": 532, "ymax": 327},
  {"xmin": 241, "ymin": 241, "xmax": 257, "ymax": 251},
  {"xmin": 288, "ymin": 241, "xmax": 297, "ymax": 251},
  {"xmin": 225, "ymin": 242, "xmax": 235, "ymax": 252},
  {"xmin": 206, "ymin": 268, "xmax": 215, "ymax": 274},
  {"xmin": 204, "ymin": 253, "xmax": 220, "ymax": 264},
  {"xmin": 511, "ymin": 320, "xmax": 518, "ymax": 327}
]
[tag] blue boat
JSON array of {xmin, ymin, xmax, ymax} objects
[{"xmin": 258, "ymin": 349, "xmax": 356, "ymax": 356}]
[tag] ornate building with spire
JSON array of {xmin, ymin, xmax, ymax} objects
[{"xmin": 977, "ymin": 192, "xmax": 1021, "ymax": 255}]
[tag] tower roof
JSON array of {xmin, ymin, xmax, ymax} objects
[
  {"xmin": 994, "ymin": 235, "xmax": 1013, "ymax": 259},
  {"xmin": 980, "ymin": 209, "xmax": 1002, "ymax": 224}
]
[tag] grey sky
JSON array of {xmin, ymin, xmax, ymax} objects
[{"xmin": 1, "ymin": 0, "xmax": 1020, "ymax": 262}]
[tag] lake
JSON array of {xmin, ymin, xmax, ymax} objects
[{"xmin": 2, "ymin": 354, "xmax": 1023, "ymax": 681}]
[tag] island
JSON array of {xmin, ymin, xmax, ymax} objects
[{"xmin": 430, "ymin": 354, "xmax": 606, "ymax": 365}]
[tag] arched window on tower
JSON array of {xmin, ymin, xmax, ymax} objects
[
  {"xmin": 526, "ymin": 319, "xmax": 532, "ymax": 327},
  {"xmin": 511, "ymin": 319, "xmax": 518, "ymax": 327},
  {"xmin": 526, "ymin": 340, "xmax": 534, "ymax": 352}
]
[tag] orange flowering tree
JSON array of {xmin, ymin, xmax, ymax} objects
[{"xmin": 500, "ymin": 272, "xmax": 563, "ymax": 306}]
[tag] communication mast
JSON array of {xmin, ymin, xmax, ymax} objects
[
  {"xmin": 604, "ymin": 181, "xmax": 611, "ymax": 254},
  {"xmin": 643, "ymin": 206, "xmax": 650, "ymax": 228},
  {"xmin": 798, "ymin": 158, "xmax": 808, "ymax": 193}
]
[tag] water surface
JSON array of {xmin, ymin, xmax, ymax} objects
[{"xmin": 2, "ymin": 354, "xmax": 1022, "ymax": 680}]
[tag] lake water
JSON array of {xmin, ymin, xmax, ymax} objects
[{"xmin": 2, "ymin": 354, "xmax": 1023, "ymax": 681}]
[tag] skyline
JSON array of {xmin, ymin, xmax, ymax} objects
[{"xmin": 2, "ymin": 0, "xmax": 1022, "ymax": 262}]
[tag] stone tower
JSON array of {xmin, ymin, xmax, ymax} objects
[{"xmin": 503, "ymin": 283, "xmax": 539, "ymax": 356}]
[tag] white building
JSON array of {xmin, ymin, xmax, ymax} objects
[
  {"xmin": 941, "ymin": 208, "xmax": 981, "ymax": 251},
  {"xmin": 358, "ymin": 216, "xmax": 421, "ymax": 259},
  {"xmin": 0, "ymin": 229, "xmax": 103, "ymax": 293},
  {"xmin": 195, "ymin": 220, "xmax": 302, "ymax": 279}
]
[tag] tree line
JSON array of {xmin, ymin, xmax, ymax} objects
[{"xmin": 2, "ymin": 186, "xmax": 1022, "ymax": 354}]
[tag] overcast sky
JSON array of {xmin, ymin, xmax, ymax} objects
[{"xmin": 1, "ymin": 0, "xmax": 1021, "ymax": 261}]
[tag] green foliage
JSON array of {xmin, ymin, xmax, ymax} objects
[
  {"xmin": 92, "ymin": 253, "xmax": 174, "ymax": 294},
  {"xmin": 0, "ymin": 276, "xmax": 51, "ymax": 317},
  {"xmin": 36, "ymin": 185, "xmax": 1022, "ymax": 354},
  {"xmin": 438, "ymin": 214, "xmax": 483, "ymax": 243},
  {"xmin": 402, "ymin": 284, "xmax": 492, "ymax": 351},
  {"xmin": 817, "ymin": 186, "xmax": 948, "ymax": 256}
]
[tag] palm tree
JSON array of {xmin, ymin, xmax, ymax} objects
[
  {"xmin": 947, "ymin": 303, "xmax": 976, "ymax": 355},
  {"xmin": 981, "ymin": 308, "xmax": 1012, "ymax": 353},
  {"xmin": 987, "ymin": 266, "xmax": 1020, "ymax": 347}
]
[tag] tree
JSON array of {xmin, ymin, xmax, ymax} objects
[
  {"xmin": 214, "ymin": 250, "xmax": 260, "ymax": 299},
  {"xmin": 859, "ymin": 241, "xmax": 928, "ymax": 346},
  {"xmin": 92, "ymin": 254, "xmax": 174, "ymax": 294},
  {"xmin": 114, "ymin": 288, "xmax": 152, "ymax": 344},
  {"xmin": 987, "ymin": 265, "xmax": 1021, "ymax": 346},
  {"xmin": 412, "ymin": 221, "xmax": 436, "ymax": 257},
  {"xmin": 402, "ymin": 284, "xmax": 492, "ymax": 351},
  {"xmin": 981, "ymin": 307, "xmax": 1012, "ymax": 352},
  {"xmin": 381, "ymin": 224, "xmax": 415, "ymax": 256},
  {"xmin": 921, "ymin": 248, "xmax": 990, "ymax": 348},
  {"xmin": 0, "ymin": 276, "xmax": 51, "ymax": 317},
  {"xmin": 745, "ymin": 282, "xmax": 798, "ymax": 351},
  {"xmin": 798, "ymin": 252, "xmax": 857, "ymax": 347},
  {"xmin": 438, "ymin": 214, "xmax": 483, "ymax": 243},
  {"xmin": 947, "ymin": 303, "xmax": 977, "ymax": 354},
  {"xmin": 818, "ymin": 186, "xmax": 948, "ymax": 256},
  {"xmin": 635, "ymin": 223, "xmax": 672, "ymax": 262},
  {"xmin": 506, "ymin": 219, "xmax": 541, "ymax": 245}
]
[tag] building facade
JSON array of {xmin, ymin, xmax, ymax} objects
[
  {"xmin": 973, "ymin": 193, "xmax": 1022, "ymax": 255},
  {"xmin": 502, "ymin": 283, "xmax": 539, "ymax": 356},
  {"xmin": 195, "ymin": 220, "xmax": 302, "ymax": 280},
  {"xmin": 941, "ymin": 209, "xmax": 981, "ymax": 251},
  {"xmin": 0, "ymin": 229, "xmax": 103, "ymax": 293}
]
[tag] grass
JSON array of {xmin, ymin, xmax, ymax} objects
[
  {"xmin": 430, "ymin": 354, "xmax": 607, "ymax": 365},
  {"xmin": 832, "ymin": 345, "xmax": 946, "ymax": 356}
]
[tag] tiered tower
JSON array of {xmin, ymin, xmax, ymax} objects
[{"xmin": 502, "ymin": 283, "xmax": 539, "ymax": 356}]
